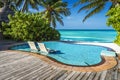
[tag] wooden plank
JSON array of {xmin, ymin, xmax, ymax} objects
[
  {"xmin": 99, "ymin": 70, "xmax": 107, "ymax": 80},
  {"xmin": 0, "ymin": 55, "xmax": 30, "ymax": 67},
  {"xmin": 45, "ymin": 68, "xmax": 63, "ymax": 80},
  {"xmin": 20, "ymin": 65, "xmax": 51, "ymax": 80},
  {"xmin": 0, "ymin": 51, "xmax": 13, "ymax": 58},
  {"xmin": 113, "ymin": 69, "xmax": 118, "ymax": 80},
  {"xmin": 9, "ymin": 63, "xmax": 44, "ymax": 79},
  {"xmin": 64, "ymin": 71, "xmax": 76, "ymax": 80},
  {"xmin": 0, "ymin": 56, "xmax": 39, "ymax": 75},
  {"xmin": 36, "ymin": 67, "xmax": 58, "ymax": 80},
  {"xmin": 118, "ymin": 60, "xmax": 120, "ymax": 72},
  {"xmin": 70, "ymin": 72, "xmax": 81, "ymax": 80},
  {"xmin": 51, "ymin": 70, "xmax": 67, "ymax": 80},
  {"xmin": 105, "ymin": 69, "xmax": 113, "ymax": 80},
  {"xmin": 87, "ymin": 72, "xmax": 96, "ymax": 80},
  {"xmin": 7, "ymin": 65, "xmax": 47, "ymax": 80},
  {"xmin": 81, "ymin": 72, "xmax": 91, "ymax": 80},
  {"xmin": 118, "ymin": 71, "xmax": 120, "ymax": 80},
  {"xmin": 29, "ymin": 66, "xmax": 53, "ymax": 80},
  {"xmin": 0, "ymin": 52, "xmax": 17, "ymax": 59},
  {"xmin": 75, "ymin": 72, "xmax": 86, "ymax": 80},
  {"xmin": 0, "ymin": 60, "xmax": 44, "ymax": 80},
  {"xmin": 93, "ymin": 72, "xmax": 102, "ymax": 80},
  {"xmin": 0, "ymin": 53, "xmax": 29, "ymax": 65},
  {"xmin": 57, "ymin": 71, "xmax": 72, "ymax": 80}
]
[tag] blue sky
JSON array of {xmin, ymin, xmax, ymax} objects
[
  {"xmin": 30, "ymin": 0, "xmax": 113, "ymax": 30},
  {"xmin": 57, "ymin": 0, "xmax": 113, "ymax": 29}
]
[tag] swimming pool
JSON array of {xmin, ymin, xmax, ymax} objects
[
  {"xmin": 11, "ymin": 41, "xmax": 109, "ymax": 66},
  {"xmin": 59, "ymin": 30, "xmax": 116, "ymax": 42}
]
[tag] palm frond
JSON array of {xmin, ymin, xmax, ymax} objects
[
  {"xmin": 40, "ymin": 0, "xmax": 71, "ymax": 28},
  {"xmin": 56, "ymin": 16, "xmax": 64, "ymax": 26},
  {"xmin": 15, "ymin": 0, "xmax": 22, "ymax": 7},
  {"xmin": 51, "ymin": 1, "xmax": 67, "ymax": 8},
  {"xmin": 21, "ymin": 0, "xmax": 27, "ymax": 12},
  {"xmin": 51, "ymin": 15, "xmax": 56, "ymax": 28},
  {"xmin": 83, "ymin": 3, "xmax": 105, "ymax": 22},
  {"xmin": 78, "ymin": 0, "xmax": 103, "ymax": 13},
  {"xmin": 55, "ymin": 8, "xmax": 71, "ymax": 16}
]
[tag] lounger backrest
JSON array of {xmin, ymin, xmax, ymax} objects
[
  {"xmin": 37, "ymin": 43, "xmax": 48, "ymax": 53},
  {"xmin": 28, "ymin": 41, "xmax": 38, "ymax": 52}
]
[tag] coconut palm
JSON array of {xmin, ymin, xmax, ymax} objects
[
  {"xmin": 40, "ymin": 0, "xmax": 71, "ymax": 28},
  {"xmin": 0, "ymin": 0, "xmax": 43, "ymax": 23},
  {"xmin": 74, "ymin": 0, "xmax": 120, "ymax": 22},
  {"xmin": 0, "ymin": 0, "xmax": 42, "ymax": 39},
  {"xmin": 14, "ymin": 0, "xmax": 41, "ymax": 12}
]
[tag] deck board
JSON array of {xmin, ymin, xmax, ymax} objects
[
  {"xmin": 93, "ymin": 72, "xmax": 102, "ymax": 80},
  {"xmin": 99, "ymin": 70, "xmax": 107, "ymax": 80},
  {"xmin": 20, "ymin": 65, "xmax": 51, "ymax": 80},
  {"xmin": 57, "ymin": 71, "xmax": 72, "ymax": 80},
  {"xmin": 105, "ymin": 69, "xmax": 113, "ymax": 80},
  {"xmin": 64, "ymin": 71, "xmax": 76, "ymax": 80},
  {"xmin": 81, "ymin": 72, "xmax": 91, "ymax": 80},
  {"xmin": 0, "ymin": 51, "xmax": 119, "ymax": 80},
  {"xmin": 87, "ymin": 72, "xmax": 96, "ymax": 80},
  {"xmin": 118, "ymin": 72, "xmax": 120, "ymax": 80},
  {"xmin": 69, "ymin": 72, "xmax": 81, "ymax": 80}
]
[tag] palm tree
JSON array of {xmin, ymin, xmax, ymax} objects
[
  {"xmin": 0, "ymin": 0, "xmax": 41, "ymax": 39},
  {"xmin": 0, "ymin": 0, "xmax": 41, "ymax": 22},
  {"xmin": 74, "ymin": 0, "xmax": 120, "ymax": 22},
  {"xmin": 40, "ymin": 0, "xmax": 71, "ymax": 28},
  {"xmin": 14, "ymin": 0, "xmax": 41, "ymax": 12}
]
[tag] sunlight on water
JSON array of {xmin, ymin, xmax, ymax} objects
[{"xmin": 59, "ymin": 30, "xmax": 117, "ymax": 42}]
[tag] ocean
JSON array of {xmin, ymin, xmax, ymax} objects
[{"xmin": 58, "ymin": 29, "xmax": 117, "ymax": 42}]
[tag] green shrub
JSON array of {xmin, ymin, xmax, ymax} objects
[
  {"xmin": 2, "ymin": 12, "xmax": 60, "ymax": 41},
  {"xmin": 106, "ymin": 5, "xmax": 120, "ymax": 45}
]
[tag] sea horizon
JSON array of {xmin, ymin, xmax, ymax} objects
[{"xmin": 57, "ymin": 29, "xmax": 115, "ymax": 31}]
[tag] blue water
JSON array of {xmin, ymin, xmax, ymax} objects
[
  {"xmin": 59, "ymin": 30, "xmax": 117, "ymax": 42},
  {"xmin": 11, "ymin": 41, "xmax": 108, "ymax": 66}
]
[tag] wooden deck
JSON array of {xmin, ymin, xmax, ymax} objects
[{"xmin": 0, "ymin": 51, "xmax": 120, "ymax": 80}]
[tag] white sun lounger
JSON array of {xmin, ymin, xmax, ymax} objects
[
  {"xmin": 37, "ymin": 43, "xmax": 49, "ymax": 55},
  {"xmin": 27, "ymin": 41, "xmax": 38, "ymax": 52}
]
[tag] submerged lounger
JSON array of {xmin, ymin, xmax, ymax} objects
[
  {"xmin": 27, "ymin": 41, "xmax": 39, "ymax": 52},
  {"xmin": 37, "ymin": 43, "xmax": 57, "ymax": 55},
  {"xmin": 28, "ymin": 41, "xmax": 59, "ymax": 55},
  {"xmin": 28, "ymin": 41, "xmax": 47, "ymax": 55},
  {"xmin": 101, "ymin": 50, "xmax": 116, "ymax": 57}
]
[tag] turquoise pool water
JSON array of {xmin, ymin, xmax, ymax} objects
[
  {"xmin": 11, "ymin": 41, "xmax": 108, "ymax": 66},
  {"xmin": 59, "ymin": 30, "xmax": 116, "ymax": 42}
]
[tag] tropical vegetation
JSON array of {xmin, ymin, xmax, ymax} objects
[
  {"xmin": 14, "ymin": 0, "xmax": 41, "ymax": 12},
  {"xmin": 40, "ymin": 0, "xmax": 71, "ymax": 28},
  {"xmin": 106, "ymin": 5, "xmax": 120, "ymax": 45},
  {"xmin": 0, "ymin": 0, "xmax": 70, "ymax": 41},
  {"xmin": 2, "ymin": 12, "xmax": 60, "ymax": 41},
  {"xmin": 0, "ymin": 0, "xmax": 41, "ymax": 23},
  {"xmin": 74, "ymin": 0, "xmax": 120, "ymax": 22}
]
